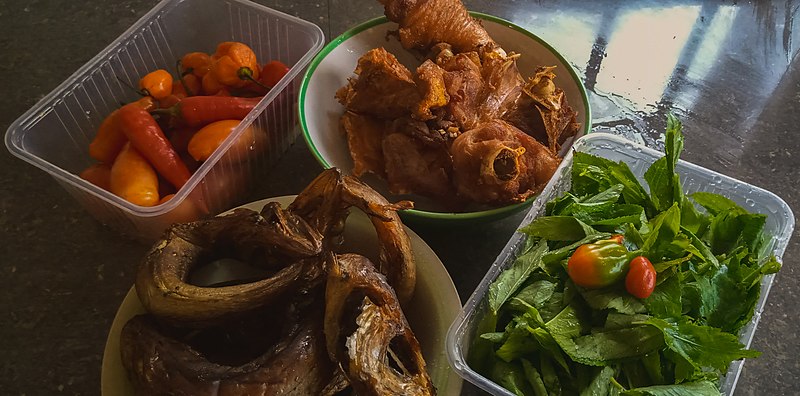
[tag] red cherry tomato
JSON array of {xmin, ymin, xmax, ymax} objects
[
  {"xmin": 259, "ymin": 60, "xmax": 289, "ymax": 88},
  {"xmin": 625, "ymin": 256, "xmax": 657, "ymax": 299}
]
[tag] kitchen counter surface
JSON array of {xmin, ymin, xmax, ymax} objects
[{"xmin": 1, "ymin": 0, "xmax": 798, "ymax": 395}]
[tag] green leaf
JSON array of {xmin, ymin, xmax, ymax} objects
[
  {"xmin": 497, "ymin": 326, "xmax": 541, "ymax": 362},
  {"xmin": 680, "ymin": 195, "xmax": 708, "ymax": 236},
  {"xmin": 580, "ymin": 287, "xmax": 648, "ymax": 315},
  {"xmin": 621, "ymin": 380, "xmax": 720, "ymax": 396},
  {"xmin": 644, "ymin": 317, "xmax": 760, "ymax": 372},
  {"xmin": 574, "ymin": 204, "xmax": 647, "ymax": 229},
  {"xmin": 644, "ymin": 273, "xmax": 682, "ymax": 318},
  {"xmin": 489, "ymin": 240, "xmax": 550, "ymax": 313},
  {"xmin": 522, "ymin": 359, "xmax": 550, "ymax": 396},
  {"xmin": 642, "ymin": 204, "xmax": 681, "ymax": 258},
  {"xmin": 572, "ymin": 152, "xmax": 655, "ymax": 216},
  {"xmin": 491, "ymin": 359, "xmax": 535, "ymax": 396},
  {"xmin": 508, "ymin": 279, "xmax": 558, "ymax": 312},
  {"xmin": 520, "ymin": 216, "xmax": 600, "ymax": 241},
  {"xmin": 645, "ymin": 157, "xmax": 677, "ymax": 212},
  {"xmin": 580, "ymin": 366, "xmax": 616, "ymax": 396},
  {"xmin": 546, "ymin": 304, "xmax": 664, "ymax": 366},
  {"xmin": 691, "ymin": 192, "xmax": 746, "ymax": 216}
]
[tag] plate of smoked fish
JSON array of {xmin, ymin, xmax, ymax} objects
[{"xmin": 101, "ymin": 169, "xmax": 463, "ymax": 395}]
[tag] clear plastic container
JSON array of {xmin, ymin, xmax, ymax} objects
[
  {"xmin": 4, "ymin": 0, "xmax": 324, "ymax": 240},
  {"xmin": 446, "ymin": 132, "xmax": 795, "ymax": 395}
]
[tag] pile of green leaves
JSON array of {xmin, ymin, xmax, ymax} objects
[{"xmin": 471, "ymin": 115, "xmax": 781, "ymax": 396}]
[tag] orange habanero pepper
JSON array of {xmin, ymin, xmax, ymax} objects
[
  {"xmin": 138, "ymin": 69, "xmax": 173, "ymax": 100},
  {"xmin": 180, "ymin": 52, "xmax": 212, "ymax": 78},
  {"xmin": 211, "ymin": 42, "xmax": 260, "ymax": 88},
  {"xmin": 110, "ymin": 142, "xmax": 160, "ymax": 206}
]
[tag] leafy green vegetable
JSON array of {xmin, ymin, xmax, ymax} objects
[
  {"xmin": 621, "ymin": 380, "xmax": 720, "ymax": 396},
  {"xmin": 472, "ymin": 115, "xmax": 779, "ymax": 395},
  {"xmin": 489, "ymin": 240, "xmax": 550, "ymax": 313},
  {"xmin": 644, "ymin": 317, "xmax": 760, "ymax": 371}
]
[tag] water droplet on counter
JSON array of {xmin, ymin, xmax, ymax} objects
[{"xmin": 745, "ymin": 198, "xmax": 755, "ymax": 207}]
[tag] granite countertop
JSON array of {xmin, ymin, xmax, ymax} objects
[{"xmin": 1, "ymin": 0, "xmax": 798, "ymax": 395}]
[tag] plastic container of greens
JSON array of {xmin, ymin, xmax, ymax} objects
[
  {"xmin": 4, "ymin": 0, "xmax": 324, "ymax": 241},
  {"xmin": 445, "ymin": 132, "xmax": 795, "ymax": 395}
]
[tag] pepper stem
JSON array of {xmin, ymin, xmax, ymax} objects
[
  {"xmin": 237, "ymin": 67, "xmax": 271, "ymax": 91},
  {"xmin": 175, "ymin": 60, "xmax": 196, "ymax": 97},
  {"xmin": 116, "ymin": 76, "xmax": 148, "ymax": 97}
]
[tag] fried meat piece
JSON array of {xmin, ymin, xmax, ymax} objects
[
  {"xmin": 450, "ymin": 120, "xmax": 560, "ymax": 204},
  {"xmin": 413, "ymin": 59, "xmax": 449, "ymax": 120},
  {"xmin": 336, "ymin": 47, "xmax": 420, "ymax": 119},
  {"xmin": 341, "ymin": 111, "xmax": 387, "ymax": 178},
  {"xmin": 380, "ymin": 0, "xmax": 495, "ymax": 54},
  {"xmin": 382, "ymin": 133, "xmax": 452, "ymax": 199}
]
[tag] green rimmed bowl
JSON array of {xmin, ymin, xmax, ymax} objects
[{"xmin": 299, "ymin": 12, "xmax": 591, "ymax": 225}]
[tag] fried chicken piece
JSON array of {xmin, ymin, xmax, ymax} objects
[
  {"xmin": 336, "ymin": 47, "xmax": 420, "ymax": 119},
  {"xmin": 382, "ymin": 133, "xmax": 452, "ymax": 199},
  {"xmin": 507, "ymin": 66, "xmax": 580, "ymax": 152},
  {"xmin": 450, "ymin": 120, "xmax": 560, "ymax": 204},
  {"xmin": 380, "ymin": 0, "xmax": 496, "ymax": 54},
  {"xmin": 439, "ymin": 52, "xmax": 485, "ymax": 131},
  {"xmin": 341, "ymin": 111, "xmax": 387, "ymax": 178},
  {"xmin": 413, "ymin": 60, "xmax": 449, "ymax": 120}
]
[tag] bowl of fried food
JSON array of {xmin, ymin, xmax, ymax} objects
[
  {"xmin": 300, "ymin": 0, "xmax": 591, "ymax": 224},
  {"xmin": 101, "ymin": 168, "xmax": 463, "ymax": 395}
]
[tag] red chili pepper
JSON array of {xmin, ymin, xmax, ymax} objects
[
  {"xmin": 116, "ymin": 103, "xmax": 191, "ymax": 189},
  {"xmin": 567, "ymin": 235, "xmax": 630, "ymax": 288},
  {"xmin": 168, "ymin": 96, "xmax": 262, "ymax": 127},
  {"xmin": 88, "ymin": 97, "xmax": 156, "ymax": 164},
  {"xmin": 625, "ymin": 256, "xmax": 657, "ymax": 299}
]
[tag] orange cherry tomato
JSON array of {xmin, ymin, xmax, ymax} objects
[
  {"xmin": 625, "ymin": 256, "xmax": 657, "ymax": 299},
  {"xmin": 180, "ymin": 52, "xmax": 212, "ymax": 78},
  {"xmin": 138, "ymin": 69, "xmax": 173, "ymax": 100},
  {"xmin": 79, "ymin": 163, "xmax": 112, "ymax": 191},
  {"xmin": 110, "ymin": 142, "xmax": 160, "ymax": 206}
]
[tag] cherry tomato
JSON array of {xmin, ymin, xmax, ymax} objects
[{"xmin": 625, "ymin": 256, "xmax": 657, "ymax": 299}]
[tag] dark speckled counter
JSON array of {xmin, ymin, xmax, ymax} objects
[{"xmin": 1, "ymin": 1, "xmax": 798, "ymax": 395}]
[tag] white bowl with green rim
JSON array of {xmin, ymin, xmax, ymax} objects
[{"xmin": 299, "ymin": 12, "xmax": 591, "ymax": 225}]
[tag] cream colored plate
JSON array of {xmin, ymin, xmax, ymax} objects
[{"xmin": 101, "ymin": 195, "xmax": 463, "ymax": 395}]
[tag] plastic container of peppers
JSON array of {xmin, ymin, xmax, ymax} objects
[
  {"xmin": 445, "ymin": 132, "xmax": 795, "ymax": 395},
  {"xmin": 4, "ymin": 0, "xmax": 324, "ymax": 240}
]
